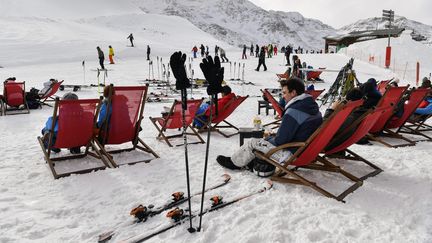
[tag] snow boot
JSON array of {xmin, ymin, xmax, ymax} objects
[{"xmin": 216, "ymin": 156, "xmax": 240, "ymax": 170}]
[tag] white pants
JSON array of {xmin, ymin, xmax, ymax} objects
[{"xmin": 231, "ymin": 138, "xmax": 292, "ymax": 167}]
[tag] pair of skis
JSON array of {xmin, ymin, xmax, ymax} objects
[
  {"xmin": 122, "ymin": 180, "xmax": 273, "ymax": 243},
  {"xmin": 98, "ymin": 174, "xmax": 231, "ymax": 242}
]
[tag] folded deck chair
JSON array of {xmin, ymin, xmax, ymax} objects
[
  {"xmin": 261, "ymin": 89, "xmax": 284, "ymax": 128},
  {"xmin": 97, "ymin": 84, "xmax": 159, "ymax": 167},
  {"xmin": 1, "ymin": 81, "xmax": 30, "ymax": 115},
  {"xmin": 386, "ymin": 88, "xmax": 431, "ymax": 142},
  {"xmin": 367, "ymin": 86, "xmax": 415, "ymax": 147},
  {"xmin": 377, "ymin": 80, "xmax": 391, "ymax": 94},
  {"xmin": 37, "ymin": 98, "xmax": 110, "ymax": 179},
  {"xmin": 39, "ymin": 80, "xmax": 64, "ymax": 106},
  {"xmin": 196, "ymin": 95, "xmax": 248, "ymax": 138},
  {"xmin": 305, "ymin": 89, "xmax": 325, "ymax": 100},
  {"xmin": 322, "ymin": 106, "xmax": 387, "ymax": 180},
  {"xmin": 276, "ymin": 71, "xmax": 289, "ymax": 80},
  {"xmin": 254, "ymin": 99, "xmax": 364, "ymax": 202},
  {"xmin": 150, "ymin": 99, "xmax": 205, "ymax": 147}
]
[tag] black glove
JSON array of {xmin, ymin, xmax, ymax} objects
[
  {"xmin": 170, "ymin": 52, "xmax": 191, "ymax": 90},
  {"xmin": 200, "ymin": 56, "xmax": 224, "ymax": 95}
]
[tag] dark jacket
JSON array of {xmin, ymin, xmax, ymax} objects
[
  {"xmin": 97, "ymin": 48, "xmax": 104, "ymax": 59},
  {"xmin": 361, "ymin": 79, "xmax": 382, "ymax": 109},
  {"xmin": 267, "ymin": 94, "xmax": 322, "ymax": 153}
]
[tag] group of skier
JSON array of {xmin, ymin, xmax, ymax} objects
[{"xmin": 95, "ymin": 33, "xmax": 152, "ymax": 70}]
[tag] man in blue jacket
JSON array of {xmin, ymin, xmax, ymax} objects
[{"xmin": 217, "ymin": 77, "xmax": 322, "ymax": 171}]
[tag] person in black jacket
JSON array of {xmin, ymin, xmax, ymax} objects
[
  {"xmin": 361, "ymin": 78, "xmax": 382, "ymax": 109},
  {"xmin": 242, "ymin": 44, "xmax": 247, "ymax": 59},
  {"xmin": 96, "ymin": 46, "xmax": 105, "ymax": 70},
  {"xmin": 255, "ymin": 46, "xmax": 267, "ymax": 71},
  {"xmin": 255, "ymin": 44, "xmax": 259, "ymax": 57},
  {"xmin": 147, "ymin": 45, "xmax": 151, "ymax": 61}
]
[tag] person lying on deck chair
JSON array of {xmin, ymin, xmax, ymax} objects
[
  {"xmin": 413, "ymin": 78, "xmax": 432, "ymax": 116},
  {"xmin": 41, "ymin": 92, "xmax": 81, "ymax": 154},
  {"xmin": 216, "ymin": 77, "xmax": 322, "ymax": 176},
  {"xmin": 97, "ymin": 86, "xmax": 113, "ymax": 128},
  {"xmin": 38, "ymin": 78, "xmax": 58, "ymax": 96},
  {"xmin": 193, "ymin": 85, "xmax": 235, "ymax": 128}
]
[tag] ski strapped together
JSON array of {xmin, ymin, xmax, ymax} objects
[
  {"xmin": 128, "ymin": 180, "xmax": 273, "ymax": 243},
  {"xmin": 97, "ymin": 174, "xmax": 231, "ymax": 242}
]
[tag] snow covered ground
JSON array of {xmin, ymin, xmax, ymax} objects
[{"xmin": 1, "ymin": 2, "xmax": 432, "ymax": 243}]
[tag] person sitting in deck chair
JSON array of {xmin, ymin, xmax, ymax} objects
[
  {"xmin": 98, "ymin": 86, "xmax": 113, "ymax": 128},
  {"xmin": 41, "ymin": 92, "xmax": 81, "ymax": 154},
  {"xmin": 38, "ymin": 78, "xmax": 58, "ymax": 96},
  {"xmin": 216, "ymin": 78, "xmax": 322, "ymax": 176},
  {"xmin": 414, "ymin": 78, "xmax": 432, "ymax": 116},
  {"xmin": 193, "ymin": 85, "xmax": 235, "ymax": 128}
]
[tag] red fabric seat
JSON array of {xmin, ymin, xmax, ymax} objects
[{"xmin": 2, "ymin": 81, "xmax": 29, "ymax": 115}]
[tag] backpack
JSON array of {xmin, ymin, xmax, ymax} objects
[{"xmin": 26, "ymin": 88, "xmax": 41, "ymax": 109}]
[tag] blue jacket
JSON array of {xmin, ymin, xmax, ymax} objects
[
  {"xmin": 267, "ymin": 93, "xmax": 322, "ymax": 152},
  {"xmin": 415, "ymin": 97, "xmax": 432, "ymax": 115},
  {"xmin": 98, "ymin": 100, "xmax": 112, "ymax": 128},
  {"xmin": 43, "ymin": 117, "xmax": 58, "ymax": 134}
]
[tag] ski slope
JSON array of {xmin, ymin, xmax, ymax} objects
[{"xmin": 0, "ymin": 1, "xmax": 432, "ymax": 243}]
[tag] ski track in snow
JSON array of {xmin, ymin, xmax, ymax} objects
[{"xmin": 0, "ymin": 6, "xmax": 432, "ymax": 243}]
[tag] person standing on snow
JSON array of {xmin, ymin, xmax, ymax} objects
[
  {"xmin": 108, "ymin": 45, "xmax": 115, "ymax": 64},
  {"xmin": 200, "ymin": 44, "xmax": 205, "ymax": 57},
  {"xmin": 127, "ymin": 33, "xmax": 134, "ymax": 47},
  {"xmin": 242, "ymin": 45, "xmax": 247, "ymax": 59},
  {"xmin": 255, "ymin": 46, "xmax": 267, "ymax": 71},
  {"xmin": 255, "ymin": 44, "xmax": 259, "ymax": 57},
  {"xmin": 97, "ymin": 46, "xmax": 105, "ymax": 70},
  {"xmin": 192, "ymin": 46, "xmax": 198, "ymax": 58},
  {"xmin": 215, "ymin": 45, "xmax": 219, "ymax": 56},
  {"xmin": 147, "ymin": 45, "xmax": 151, "ymax": 61},
  {"xmin": 219, "ymin": 47, "xmax": 229, "ymax": 62},
  {"xmin": 250, "ymin": 44, "xmax": 254, "ymax": 56}
]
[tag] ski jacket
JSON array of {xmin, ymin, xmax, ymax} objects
[
  {"xmin": 415, "ymin": 97, "xmax": 432, "ymax": 115},
  {"xmin": 267, "ymin": 93, "xmax": 322, "ymax": 152},
  {"xmin": 97, "ymin": 49, "xmax": 104, "ymax": 59},
  {"xmin": 109, "ymin": 47, "xmax": 114, "ymax": 56}
]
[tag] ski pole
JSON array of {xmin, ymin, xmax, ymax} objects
[{"xmin": 238, "ymin": 62, "xmax": 241, "ymax": 80}]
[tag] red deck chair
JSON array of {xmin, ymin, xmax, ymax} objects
[
  {"xmin": 276, "ymin": 72, "xmax": 289, "ymax": 80},
  {"xmin": 254, "ymin": 99, "xmax": 364, "ymax": 202},
  {"xmin": 97, "ymin": 84, "xmax": 159, "ymax": 167},
  {"xmin": 305, "ymin": 89, "xmax": 325, "ymax": 100},
  {"xmin": 150, "ymin": 99, "xmax": 205, "ymax": 147},
  {"xmin": 196, "ymin": 95, "xmax": 248, "ymax": 137},
  {"xmin": 377, "ymin": 80, "xmax": 390, "ymax": 94},
  {"xmin": 307, "ymin": 68, "xmax": 325, "ymax": 80},
  {"xmin": 1, "ymin": 81, "xmax": 29, "ymax": 115},
  {"xmin": 261, "ymin": 89, "xmax": 284, "ymax": 128},
  {"xmin": 37, "ymin": 98, "xmax": 110, "ymax": 179},
  {"xmin": 322, "ymin": 106, "xmax": 387, "ymax": 180},
  {"xmin": 39, "ymin": 80, "xmax": 64, "ymax": 106},
  {"xmin": 385, "ymin": 88, "xmax": 431, "ymax": 142},
  {"xmin": 367, "ymin": 86, "xmax": 415, "ymax": 147}
]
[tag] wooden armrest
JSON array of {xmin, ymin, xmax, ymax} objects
[{"xmin": 264, "ymin": 142, "xmax": 305, "ymax": 157}]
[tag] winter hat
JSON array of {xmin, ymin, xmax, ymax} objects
[{"xmin": 62, "ymin": 92, "xmax": 78, "ymax": 100}]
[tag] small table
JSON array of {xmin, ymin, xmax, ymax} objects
[{"xmin": 239, "ymin": 127, "xmax": 264, "ymax": 146}]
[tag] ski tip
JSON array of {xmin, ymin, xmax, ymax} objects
[{"xmin": 222, "ymin": 174, "xmax": 231, "ymax": 182}]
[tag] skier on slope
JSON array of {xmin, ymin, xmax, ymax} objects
[
  {"xmin": 127, "ymin": 33, "xmax": 134, "ymax": 47},
  {"xmin": 242, "ymin": 45, "xmax": 247, "ymax": 59},
  {"xmin": 96, "ymin": 46, "xmax": 105, "ymax": 70},
  {"xmin": 108, "ymin": 45, "xmax": 115, "ymax": 64}
]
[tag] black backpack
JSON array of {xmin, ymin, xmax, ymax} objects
[{"xmin": 26, "ymin": 88, "xmax": 41, "ymax": 109}]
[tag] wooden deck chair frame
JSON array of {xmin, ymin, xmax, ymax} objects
[
  {"xmin": 97, "ymin": 84, "xmax": 159, "ymax": 167},
  {"xmin": 254, "ymin": 100, "xmax": 364, "ymax": 202},
  {"xmin": 367, "ymin": 86, "xmax": 416, "ymax": 147},
  {"xmin": 2, "ymin": 81, "xmax": 30, "ymax": 116},
  {"xmin": 196, "ymin": 95, "xmax": 248, "ymax": 138},
  {"xmin": 149, "ymin": 99, "xmax": 205, "ymax": 147},
  {"xmin": 261, "ymin": 89, "xmax": 284, "ymax": 128},
  {"xmin": 382, "ymin": 88, "xmax": 431, "ymax": 143},
  {"xmin": 37, "ymin": 97, "xmax": 111, "ymax": 179},
  {"xmin": 322, "ymin": 106, "xmax": 388, "ymax": 181},
  {"xmin": 404, "ymin": 113, "xmax": 432, "ymax": 132},
  {"xmin": 39, "ymin": 80, "xmax": 64, "ymax": 106}
]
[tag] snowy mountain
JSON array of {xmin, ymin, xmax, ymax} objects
[
  {"xmin": 134, "ymin": 0, "xmax": 336, "ymax": 50},
  {"xmin": 339, "ymin": 16, "xmax": 432, "ymax": 43}
]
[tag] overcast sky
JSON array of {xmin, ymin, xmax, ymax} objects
[{"xmin": 248, "ymin": 0, "xmax": 431, "ymax": 29}]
